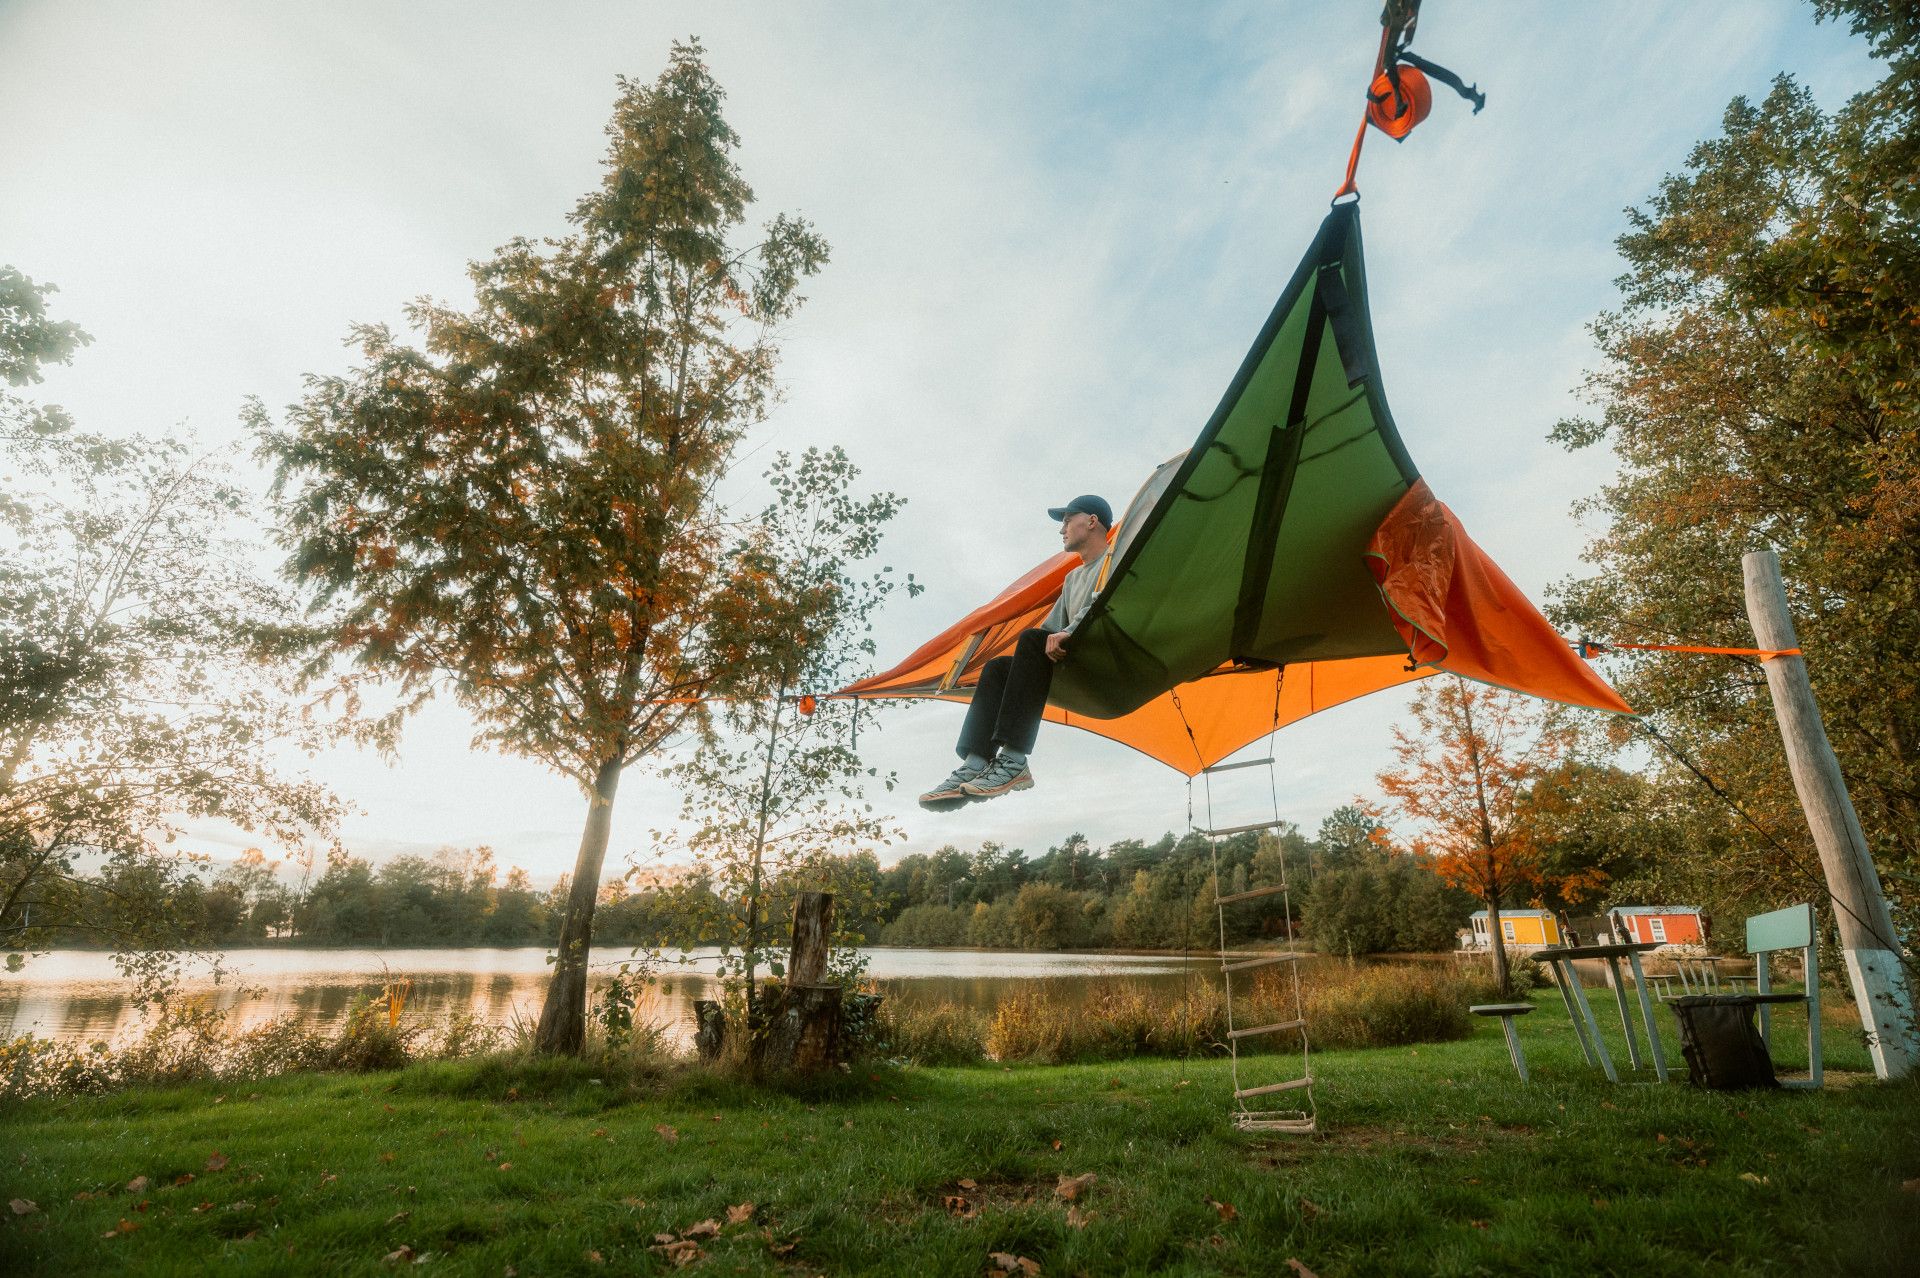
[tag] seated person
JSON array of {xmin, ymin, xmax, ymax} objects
[{"xmin": 918, "ymin": 494, "xmax": 1111, "ymax": 809}]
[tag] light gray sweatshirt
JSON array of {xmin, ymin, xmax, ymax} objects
[{"xmin": 1042, "ymin": 559, "xmax": 1103, "ymax": 635}]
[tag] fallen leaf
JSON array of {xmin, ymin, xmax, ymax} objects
[
  {"xmin": 682, "ymin": 1218, "xmax": 721, "ymax": 1240},
  {"xmin": 230, "ymin": 1200, "xmax": 255, "ymax": 1211},
  {"xmin": 654, "ymin": 1232, "xmax": 678, "ymax": 1245},
  {"xmin": 1175, "ymin": 1079, "xmax": 1191, "ymax": 1088},
  {"xmin": 650, "ymin": 1239, "xmax": 702, "ymax": 1267},
  {"xmin": 1065, "ymin": 1205, "xmax": 1089, "ymax": 1230},
  {"xmin": 205, "ymin": 1152, "xmax": 229, "ymax": 1172},
  {"xmin": 173, "ymin": 1173, "xmax": 195, "ymax": 1186},
  {"xmin": 585, "ymin": 1249, "xmax": 603, "ymax": 1264},
  {"xmin": 1208, "ymin": 1197, "xmax": 1237, "ymax": 1221},
  {"xmin": 1050, "ymin": 1138, "xmax": 1063, "ymax": 1151},
  {"xmin": 957, "ymin": 1178, "xmax": 978, "ymax": 1191},
  {"xmin": 505, "ymin": 1087, "xmax": 520, "ymax": 1101},
  {"xmin": 1592, "ymin": 1198, "xmax": 1610, "ymax": 1210},
  {"xmin": 726, "ymin": 1202, "xmax": 754, "ymax": 1225},
  {"xmin": 387, "ymin": 1211, "xmax": 411, "ymax": 1225},
  {"xmin": 1285, "ymin": 1260, "xmax": 1319, "ymax": 1278},
  {"xmin": 989, "ymin": 1253, "xmax": 1041, "ymax": 1275},
  {"xmin": 320, "ymin": 1172, "xmax": 338, "ymax": 1185},
  {"xmin": 591, "ymin": 1128, "xmax": 608, "ymax": 1140},
  {"xmin": 1903, "ymin": 1178, "xmax": 1920, "ymax": 1195},
  {"xmin": 9, "ymin": 1199, "xmax": 37, "ymax": 1216},
  {"xmin": 383, "ymin": 1245, "xmax": 415, "ymax": 1264},
  {"xmin": 1055, "ymin": 1172, "xmax": 1097, "ymax": 1202},
  {"xmin": 1655, "ymin": 1133, "xmax": 1668, "ymax": 1144},
  {"xmin": 943, "ymin": 1194, "xmax": 976, "ymax": 1219},
  {"xmin": 1300, "ymin": 1197, "xmax": 1322, "ymax": 1220},
  {"xmin": 72, "ymin": 1191, "xmax": 95, "ymax": 1202},
  {"xmin": 497, "ymin": 1162, "xmax": 513, "ymax": 1172},
  {"xmin": 380, "ymin": 1152, "xmax": 395, "ymax": 1163},
  {"xmin": 842, "ymin": 1119, "xmax": 854, "ymax": 1129},
  {"xmin": 654, "ymin": 1125, "xmax": 678, "ymax": 1144},
  {"xmin": 621, "ymin": 1196, "xmax": 647, "ymax": 1209},
  {"xmin": 125, "ymin": 1176, "xmax": 150, "ymax": 1194},
  {"xmin": 1740, "ymin": 1172, "xmax": 1771, "ymax": 1186},
  {"xmin": 103, "ymin": 1218, "xmax": 141, "ymax": 1238},
  {"xmin": 1469, "ymin": 1219, "xmax": 1489, "ymax": 1230},
  {"xmin": 192, "ymin": 1202, "xmax": 215, "ymax": 1213}
]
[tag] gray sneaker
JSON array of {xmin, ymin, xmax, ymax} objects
[
  {"xmin": 918, "ymin": 762, "xmax": 985, "ymax": 811},
  {"xmin": 960, "ymin": 754, "xmax": 1034, "ymax": 799}
]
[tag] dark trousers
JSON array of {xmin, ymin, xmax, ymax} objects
[{"xmin": 956, "ymin": 628, "xmax": 1054, "ymax": 760}]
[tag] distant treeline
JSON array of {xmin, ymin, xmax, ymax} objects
[{"xmin": 35, "ymin": 810, "xmax": 1477, "ymax": 956}]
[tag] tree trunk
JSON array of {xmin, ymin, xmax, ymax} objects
[
  {"xmin": 534, "ymin": 756, "xmax": 624, "ymax": 1054},
  {"xmin": 1486, "ymin": 895, "xmax": 1512, "ymax": 995}
]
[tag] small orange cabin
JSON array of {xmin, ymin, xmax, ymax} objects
[{"xmin": 1608, "ymin": 906, "xmax": 1705, "ymax": 947}]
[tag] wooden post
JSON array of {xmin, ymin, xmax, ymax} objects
[{"xmin": 1742, "ymin": 549, "xmax": 1917, "ymax": 1079}]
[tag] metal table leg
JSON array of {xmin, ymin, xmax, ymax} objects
[
  {"xmin": 1563, "ymin": 965, "xmax": 1620, "ymax": 1083},
  {"xmin": 1550, "ymin": 959, "xmax": 1600, "ymax": 1068},
  {"xmin": 1605, "ymin": 957, "xmax": 1645, "ymax": 1071},
  {"xmin": 1625, "ymin": 952, "xmax": 1670, "ymax": 1082}
]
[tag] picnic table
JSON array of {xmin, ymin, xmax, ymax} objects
[{"xmin": 1532, "ymin": 942, "xmax": 1671, "ymax": 1083}]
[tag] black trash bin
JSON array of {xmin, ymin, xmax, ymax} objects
[{"xmin": 1667, "ymin": 994, "xmax": 1801, "ymax": 1089}]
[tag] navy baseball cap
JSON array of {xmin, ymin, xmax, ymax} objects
[{"xmin": 1047, "ymin": 494, "xmax": 1113, "ymax": 528}]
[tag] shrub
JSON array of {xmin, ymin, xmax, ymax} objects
[
  {"xmin": 1288, "ymin": 965, "xmax": 1474, "ymax": 1050},
  {"xmin": 872, "ymin": 999, "xmax": 988, "ymax": 1065}
]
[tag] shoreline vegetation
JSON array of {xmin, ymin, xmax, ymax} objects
[
  {"xmin": 4, "ymin": 996, "xmax": 1913, "ymax": 1275},
  {"xmin": 4, "ymin": 963, "xmax": 1523, "ymax": 1101}
]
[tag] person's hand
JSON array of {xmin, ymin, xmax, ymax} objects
[{"xmin": 1045, "ymin": 631, "xmax": 1069, "ymax": 662}]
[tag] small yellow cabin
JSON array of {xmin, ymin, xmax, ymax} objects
[{"xmin": 1465, "ymin": 909, "xmax": 1560, "ymax": 950}]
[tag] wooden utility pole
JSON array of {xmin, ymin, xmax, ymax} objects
[{"xmin": 1742, "ymin": 549, "xmax": 1916, "ymax": 1079}]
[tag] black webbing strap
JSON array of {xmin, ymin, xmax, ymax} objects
[
  {"xmin": 1398, "ymin": 50, "xmax": 1485, "ymax": 114},
  {"xmin": 1231, "ymin": 280, "xmax": 1324, "ymax": 658},
  {"xmin": 1314, "ymin": 265, "xmax": 1371, "ymax": 391}
]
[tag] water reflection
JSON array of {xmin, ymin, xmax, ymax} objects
[{"xmin": 0, "ymin": 947, "xmax": 1226, "ymax": 1050}]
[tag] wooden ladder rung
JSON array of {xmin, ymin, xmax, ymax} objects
[
  {"xmin": 1219, "ymin": 951, "xmax": 1304, "ymax": 972},
  {"xmin": 1234, "ymin": 1076, "xmax": 1313, "ymax": 1100},
  {"xmin": 1201, "ymin": 757, "xmax": 1273, "ymax": 776},
  {"xmin": 1201, "ymin": 820, "xmax": 1288, "ymax": 839},
  {"xmin": 1228, "ymin": 1018, "xmax": 1304, "ymax": 1041},
  {"xmin": 1216, "ymin": 884, "xmax": 1287, "ymax": 906},
  {"xmin": 1236, "ymin": 1113, "xmax": 1316, "ymax": 1134}
]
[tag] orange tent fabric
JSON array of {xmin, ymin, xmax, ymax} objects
[{"xmin": 837, "ymin": 480, "xmax": 1627, "ymax": 777}]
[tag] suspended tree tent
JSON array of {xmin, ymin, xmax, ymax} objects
[{"xmin": 838, "ymin": 202, "xmax": 1628, "ymax": 775}]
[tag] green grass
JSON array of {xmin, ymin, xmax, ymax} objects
[{"xmin": 3, "ymin": 992, "xmax": 1916, "ymax": 1276}]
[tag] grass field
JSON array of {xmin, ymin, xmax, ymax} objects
[{"xmin": 4, "ymin": 990, "xmax": 1916, "ymax": 1276}]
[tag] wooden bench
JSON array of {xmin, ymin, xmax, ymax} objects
[{"xmin": 1470, "ymin": 1003, "xmax": 1536, "ymax": 1081}]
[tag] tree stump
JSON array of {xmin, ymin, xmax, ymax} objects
[{"xmin": 753, "ymin": 891, "xmax": 842, "ymax": 1074}]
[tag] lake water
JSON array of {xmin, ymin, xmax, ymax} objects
[{"xmin": 0, "ymin": 947, "xmax": 1229, "ymax": 1049}]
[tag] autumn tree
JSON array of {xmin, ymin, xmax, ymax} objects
[
  {"xmin": 260, "ymin": 42, "xmax": 830, "ymax": 1052},
  {"xmin": 1549, "ymin": 3, "xmax": 1919, "ymax": 927},
  {"xmin": 656, "ymin": 447, "xmax": 908, "ymax": 1025},
  {"xmin": 1374, "ymin": 678, "xmax": 1584, "ymax": 992},
  {"xmin": 1, "ymin": 269, "xmax": 341, "ymax": 988}
]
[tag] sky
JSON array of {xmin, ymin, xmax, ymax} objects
[{"xmin": 0, "ymin": 1, "xmax": 1885, "ymax": 885}]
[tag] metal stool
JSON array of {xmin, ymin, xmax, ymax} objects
[{"xmin": 1471, "ymin": 1003, "xmax": 1536, "ymax": 1081}]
